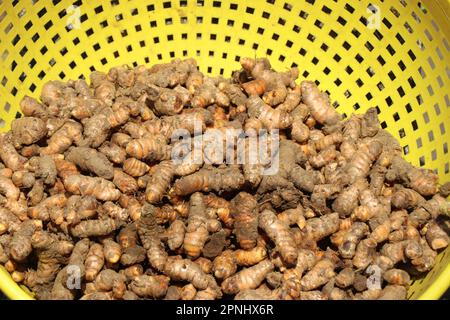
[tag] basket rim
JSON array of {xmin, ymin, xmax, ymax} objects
[
  {"xmin": 417, "ymin": 256, "xmax": 450, "ymax": 300},
  {"xmin": 0, "ymin": 266, "xmax": 34, "ymax": 300},
  {"xmin": 427, "ymin": 0, "xmax": 450, "ymax": 40}
]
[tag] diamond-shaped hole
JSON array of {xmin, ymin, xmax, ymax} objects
[
  {"xmin": 416, "ymin": 137, "xmax": 422, "ymax": 148},
  {"xmin": 404, "ymin": 145, "xmax": 410, "ymax": 155},
  {"xmin": 419, "ymin": 156, "xmax": 425, "ymax": 167},
  {"xmin": 431, "ymin": 150, "xmax": 437, "ymax": 161},
  {"xmin": 418, "ymin": 67, "xmax": 426, "ymax": 78}
]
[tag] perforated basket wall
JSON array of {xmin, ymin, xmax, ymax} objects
[{"xmin": 0, "ymin": 0, "xmax": 449, "ymax": 300}]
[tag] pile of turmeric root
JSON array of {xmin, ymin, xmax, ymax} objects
[{"xmin": 0, "ymin": 57, "xmax": 449, "ymax": 300}]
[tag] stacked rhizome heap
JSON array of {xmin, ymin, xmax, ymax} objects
[{"xmin": 0, "ymin": 57, "xmax": 449, "ymax": 300}]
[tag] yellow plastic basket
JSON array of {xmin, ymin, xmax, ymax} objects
[{"xmin": 0, "ymin": 0, "xmax": 449, "ymax": 300}]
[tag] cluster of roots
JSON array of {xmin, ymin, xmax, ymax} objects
[{"xmin": 0, "ymin": 57, "xmax": 448, "ymax": 300}]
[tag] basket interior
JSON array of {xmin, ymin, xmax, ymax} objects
[{"xmin": 0, "ymin": 0, "xmax": 449, "ymax": 299}]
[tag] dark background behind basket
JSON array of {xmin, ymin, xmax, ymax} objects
[{"xmin": 1, "ymin": 290, "xmax": 449, "ymax": 300}]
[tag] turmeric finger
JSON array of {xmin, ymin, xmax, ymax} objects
[{"xmin": 259, "ymin": 210, "xmax": 298, "ymax": 266}]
